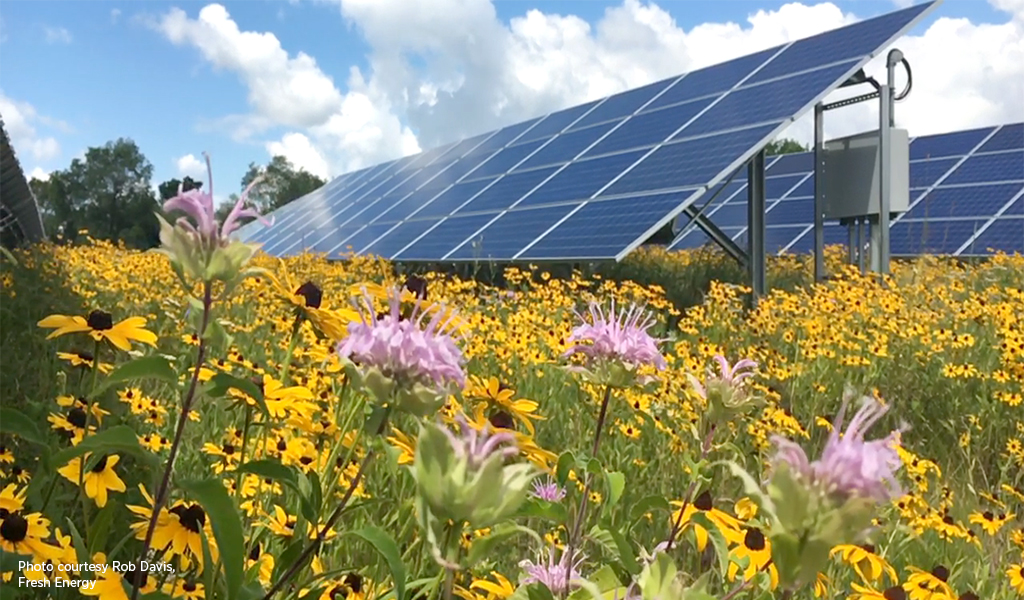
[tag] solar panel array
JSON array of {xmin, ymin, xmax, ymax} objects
[
  {"xmin": 668, "ymin": 122, "xmax": 1024, "ymax": 256},
  {"xmin": 238, "ymin": 1, "xmax": 941, "ymax": 262}
]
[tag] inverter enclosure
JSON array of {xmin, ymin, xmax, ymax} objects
[{"xmin": 822, "ymin": 128, "xmax": 910, "ymax": 220}]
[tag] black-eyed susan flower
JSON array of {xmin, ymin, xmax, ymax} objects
[
  {"xmin": 1008, "ymin": 563, "xmax": 1024, "ymax": 594},
  {"xmin": 262, "ymin": 505, "xmax": 298, "ymax": 538},
  {"xmin": 38, "ymin": 310, "xmax": 157, "ymax": 351},
  {"xmin": 0, "ymin": 511, "xmax": 61, "ymax": 562},
  {"xmin": 466, "ymin": 376, "xmax": 544, "ymax": 434},
  {"xmin": 165, "ymin": 579, "xmax": 205, "ymax": 600},
  {"xmin": 56, "ymin": 454, "xmax": 127, "ymax": 508},
  {"xmin": 0, "ymin": 484, "xmax": 25, "ymax": 513},
  {"xmin": 669, "ymin": 491, "xmax": 744, "ymax": 552},
  {"xmin": 127, "ymin": 485, "xmax": 217, "ymax": 570},
  {"xmin": 246, "ymin": 542, "xmax": 275, "ymax": 588},
  {"xmin": 726, "ymin": 527, "xmax": 779, "ymax": 589},
  {"xmin": 831, "ymin": 544, "xmax": 898, "ymax": 585},
  {"xmin": 849, "ymin": 583, "xmax": 906, "ymax": 600},
  {"xmin": 470, "ymin": 571, "xmax": 516, "ymax": 600},
  {"xmin": 56, "ymin": 350, "xmax": 114, "ymax": 373},
  {"xmin": 968, "ymin": 509, "xmax": 1014, "ymax": 536},
  {"xmin": 904, "ymin": 566, "xmax": 954, "ymax": 600},
  {"xmin": 81, "ymin": 553, "xmax": 158, "ymax": 599},
  {"xmin": 0, "ymin": 445, "xmax": 12, "ymax": 465}
]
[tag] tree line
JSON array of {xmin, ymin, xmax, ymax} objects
[{"xmin": 28, "ymin": 138, "xmax": 326, "ymax": 249}]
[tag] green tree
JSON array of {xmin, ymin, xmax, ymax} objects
[
  {"xmin": 157, "ymin": 176, "xmax": 203, "ymax": 202},
  {"xmin": 764, "ymin": 138, "xmax": 809, "ymax": 155},
  {"xmin": 240, "ymin": 155, "xmax": 326, "ymax": 213},
  {"xmin": 31, "ymin": 138, "xmax": 161, "ymax": 248}
]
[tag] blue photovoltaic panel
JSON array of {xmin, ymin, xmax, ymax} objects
[
  {"xmin": 677, "ymin": 60, "xmax": 860, "ymax": 139},
  {"xmin": 962, "ymin": 218, "xmax": 1024, "ymax": 254},
  {"xmin": 909, "ymin": 157, "xmax": 959, "ymax": 188},
  {"xmin": 584, "ymin": 97, "xmax": 714, "ymax": 157},
  {"xmin": 768, "ymin": 198, "xmax": 816, "ymax": 226},
  {"xmin": 941, "ymin": 151, "xmax": 1024, "ymax": 186},
  {"xmin": 903, "ymin": 183, "xmax": 1021, "ymax": 219},
  {"xmin": 517, "ymin": 150, "xmax": 648, "ymax": 208},
  {"xmin": 977, "ymin": 123, "xmax": 1023, "ymax": 154},
  {"xmin": 602, "ymin": 123, "xmax": 781, "ymax": 196},
  {"xmin": 767, "ymin": 152, "xmax": 814, "ymax": 176},
  {"xmin": 519, "ymin": 121, "xmax": 620, "ymax": 170},
  {"xmin": 249, "ymin": 1, "xmax": 942, "ymax": 262},
  {"xmin": 890, "ymin": 218, "xmax": 990, "ymax": 255},
  {"xmin": 786, "ymin": 224, "xmax": 849, "ymax": 253},
  {"xmin": 745, "ymin": 2, "xmax": 934, "ymax": 85},
  {"xmin": 520, "ymin": 192, "xmax": 696, "ymax": 260},
  {"xmin": 644, "ymin": 46, "xmax": 781, "ymax": 112},
  {"xmin": 395, "ymin": 213, "xmax": 497, "ymax": 260},
  {"xmin": 446, "ymin": 204, "xmax": 578, "ymax": 260},
  {"xmin": 455, "ymin": 167, "xmax": 560, "ymax": 214},
  {"xmin": 569, "ymin": 78, "xmax": 679, "ymax": 131},
  {"xmin": 1005, "ymin": 197, "xmax": 1024, "ymax": 216},
  {"xmin": 471, "ymin": 140, "xmax": 548, "ymax": 179},
  {"xmin": 910, "ymin": 126, "xmax": 994, "ymax": 160}
]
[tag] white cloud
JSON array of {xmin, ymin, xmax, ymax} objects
[
  {"xmin": 266, "ymin": 132, "xmax": 331, "ymax": 180},
  {"xmin": 175, "ymin": 153, "xmax": 208, "ymax": 180},
  {"xmin": 0, "ymin": 91, "xmax": 64, "ymax": 163},
  {"xmin": 111, "ymin": 9, "xmax": 122, "ymax": 24},
  {"xmin": 43, "ymin": 26, "xmax": 72, "ymax": 44},
  {"xmin": 28, "ymin": 167, "xmax": 50, "ymax": 181},
  {"xmin": 157, "ymin": 0, "xmax": 1024, "ymax": 182}
]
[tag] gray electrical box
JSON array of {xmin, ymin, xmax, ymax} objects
[{"xmin": 822, "ymin": 128, "xmax": 910, "ymax": 221}]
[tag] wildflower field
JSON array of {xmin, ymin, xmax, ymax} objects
[{"xmin": 1, "ymin": 215, "xmax": 1023, "ymax": 599}]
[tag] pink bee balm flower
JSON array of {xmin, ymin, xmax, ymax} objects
[
  {"xmin": 519, "ymin": 546, "xmax": 585, "ymax": 596},
  {"xmin": 442, "ymin": 414, "xmax": 520, "ymax": 469},
  {"xmin": 531, "ymin": 477, "xmax": 567, "ymax": 502},
  {"xmin": 771, "ymin": 394, "xmax": 904, "ymax": 503},
  {"xmin": 563, "ymin": 301, "xmax": 666, "ymax": 370},
  {"xmin": 338, "ymin": 286, "xmax": 467, "ymax": 391},
  {"xmin": 686, "ymin": 354, "xmax": 758, "ymax": 400},
  {"xmin": 162, "ymin": 152, "xmax": 272, "ymax": 245}
]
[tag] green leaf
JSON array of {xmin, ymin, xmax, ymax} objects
[
  {"xmin": 273, "ymin": 539, "xmax": 306, "ymax": 581},
  {"xmin": 606, "ymin": 529, "xmax": 640, "ymax": 576},
  {"xmin": 50, "ymin": 426, "xmax": 151, "ymax": 469},
  {"xmin": 346, "ymin": 527, "xmax": 407, "ymax": 600},
  {"xmin": 205, "ymin": 373, "xmax": 269, "ymax": 416},
  {"xmin": 604, "ymin": 471, "xmax": 625, "ymax": 511},
  {"xmin": 629, "ymin": 495, "xmax": 671, "ymax": 525},
  {"xmin": 181, "ymin": 478, "xmax": 246, "ymax": 600},
  {"xmin": 556, "ymin": 450, "xmax": 575, "ymax": 486},
  {"xmin": 0, "ymin": 408, "xmax": 45, "ymax": 445},
  {"xmin": 87, "ymin": 501, "xmax": 117, "ymax": 556},
  {"xmin": 712, "ymin": 460, "xmax": 775, "ymax": 518},
  {"xmin": 688, "ymin": 512, "xmax": 731, "ymax": 579},
  {"xmin": 239, "ymin": 581, "xmax": 267, "ymax": 600},
  {"xmin": 89, "ymin": 356, "xmax": 178, "ymax": 398},
  {"xmin": 515, "ymin": 498, "xmax": 569, "ymax": 523},
  {"xmin": 64, "ymin": 518, "xmax": 88, "ymax": 570},
  {"xmin": 234, "ymin": 459, "xmax": 298, "ymax": 488}
]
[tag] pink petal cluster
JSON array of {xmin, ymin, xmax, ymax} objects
[
  {"xmin": 162, "ymin": 153, "xmax": 272, "ymax": 245},
  {"xmin": 519, "ymin": 546, "xmax": 585, "ymax": 596},
  {"xmin": 563, "ymin": 301, "xmax": 667, "ymax": 370},
  {"xmin": 686, "ymin": 354, "xmax": 758, "ymax": 400},
  {"xmin": 338, "ymin": 286, "xmax": 466, "ymax": 391},
  {"xmin": 531, "ymin": 477, "xmax": 567, "ymax": 502},
  {"xmin": 443, "ymin": 414, "xmax": 519, "ymax": 469},
  {"xmin": 771, "ymin": 394, "xmax": 904, "ymax": 503}
]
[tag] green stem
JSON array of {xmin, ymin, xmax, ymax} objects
[
  {"xmin": 130, "ymin": 281, "xmax": 213, "ymax": 600},
  {"xmin": 664, "ymin": 424, "xmax": 718, "ymax": 551},
  {"xmin": 442, "ymin": 522, "xmax": 462, "ymax": 600},
  {"xmin": 73, "ymin": 339, "xmax": 103, "ymax": 541},
  {"xmin": 279, "ymin": 314, "xmax": 304, "ymax": 383}
]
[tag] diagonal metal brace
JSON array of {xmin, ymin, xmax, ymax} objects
[{"xmin": 682, "ymin": 204, "xmax": 749, "ymax": 265}]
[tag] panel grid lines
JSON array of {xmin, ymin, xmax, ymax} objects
[
  {"xmin": 440, "ymin": 67, "xmax": 702, "ymax": 260},
  {"xmin": 955, "ymin": 187, "xmax": 1024, "ymax": 254}
]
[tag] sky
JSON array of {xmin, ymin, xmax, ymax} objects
[{"xmin": 1, "ymin": 0, "xmax": 1022, "ymax": 210}]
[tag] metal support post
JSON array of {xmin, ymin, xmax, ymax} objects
[
  {"xmin": 873, "ymin": 82, "xmax": 892, "ymax": 274},
  {"xmin": 813, "ymin": 103, "xmax": 826, "ymax": 282},
  {"xmin": 858, "ymin": 218, "xmax": 867, "ymax": 274},
  {"xmin": 847, "ymin": 221, "xmax": 856, "ymax": 265},
  {"xmin": 747, "ymin": 150, "xmax": 767, "ymax": 305}
]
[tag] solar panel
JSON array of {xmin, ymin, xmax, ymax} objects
[
  {"xmin": 668, "ymin": 121, "xmax": 1024, "ymax": 257},
  {"xmin": 243, "ymin": 1, "xmax": 941, "ymax": 262}
]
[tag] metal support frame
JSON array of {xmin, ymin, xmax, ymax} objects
[
  {"xmin": 812, "ymin": 49, "xmax": 907, "ymax": 281},
  {"xmin": 748, "ymin": 150, "xmax": 767, "ymax": 304},
  {"xmin": 678, "ymin": 164, "xmax": 750, "ymax": 264}
]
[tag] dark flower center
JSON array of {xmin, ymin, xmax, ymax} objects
[
  {"xmin": 329, "ymin": 586, "xmax": 347, "ymax": 599},
  {"xmin": 124, "ymin": 566, "xmax": 149, "ymax": 588},
  {"xmin": 743, "ymin": 527, "xmax": 765, "ymax": 551},
  {"xmin": 931, "ymin": 565, "xmax": 949, "ymax": 581},
  {"xmin": 75, "ymin": 351, "xmax": 95, "ymax": 362},
  {"xmin": 11, "ymin": 466, "xmax": 22, "ymax": 476},
  {"xmin": 982, "ymin": 511, "xmax": 994, "ymax": 520},
  {"xmin": 344, "ymin": 573, "xmax": 363, "ymax": 593},
  {"xmin": 248, "ymin": 543, "xmax": 261, "ymax": 561},
  {"xmin": 183, "ymin": 581, "xmax": 197, "ymax": 592},
  {"xmin": 277, "ymin": 440, "xmax": 288, "ymax": 452},
  {"xmin": 959, "ymin": 593, "xmax": 978, "ymax": 600},
  {"xmin": 488, "ymin": 410, "xmax": 515, "ymax": 431},
  {"xmin": 0, "ymin": 509, "xmax": 8, "ymax": 518},
  {"xmin": 86, "ymin": 310, "xmax": 114, "ymax": 331},
  {"xmin": 90, "ymin": 455, "xmax": 109, "ymax": 473},
  {"xmin": 170, "ymin": 504, "xmax": 207, "ymax": 533},
  {"xmin": 295, "ymin": 282, "xmax": 323, "ymax": 309},
  {"xmin": 0, "ymin": 513, "xmax": 29, "ymax": 542},
  {"xmin": 883, "ymin": 587, "xmax": 907, "ymax": 600},
  {"xmin": 403, "ymin": 275, "xmax": 428, "ymax": 300},
  {"xmin": 299, "ymin": 456, "xmax": 314, "ymax": 465},
  {"xmin": 694, "ymin": 491, "xmax": 713, "ymax": 511},
  {"xmin": 222, "ymin": 444, "xmax": 235, "ymax": 455},
  {"xmin": 68, "ymin": 407, "xmax": 88, "ymax": 429},
  {"xmin": 862, "ymin": 543, "xmax": 876, "ymax": 553}
]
